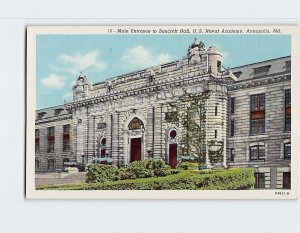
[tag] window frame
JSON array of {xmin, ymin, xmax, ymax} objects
[
  {"xmin": 254, "ymin": 172, "xmax": 265, "ymax": 189},
  {"xmin": 250, "ymin": 94, "xmax": 266, "ymax": 135},
  {"xmin": 230, "ymin": 97, "xmax": 235, "ymax": 114},
  {"xmin": 249, "ymin": 145, "xmax": 266, "ymax": 160},
  {"xmin": 47, "ymin": 127, "xmax": 55, "ymax": 153},
  {"xmin": 284, "ymin": 142, "xmax": 291, "ymax": 159},
  {"xmin": 63, "ymin": 124, "xmax": 70, "ymax": 152},
  {"xmin": 285, "ymin": 89, "xmax": 291, "ymax": 132}
]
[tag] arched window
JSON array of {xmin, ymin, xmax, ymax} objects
[{"xmin": 128, "ymin": 117, "xmax": 144, "ymax": 130}]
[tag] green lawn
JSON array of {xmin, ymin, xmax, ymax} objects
[{"xmin": 37, "ymin": 168, "xmax": 255, "ymax": 190}]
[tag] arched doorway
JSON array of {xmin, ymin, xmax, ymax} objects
[
  {"xmin": 98, "ymin": 138, "xmax": 106, "ymax": 158},
  {"xmin": 168, "ymin": 129, "xmax": 178, "ymax": 168},
  {"xmin": 128, "ymin": 117, "xmax": 144, "ymax": 163}
]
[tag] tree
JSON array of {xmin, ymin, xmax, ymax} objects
[{"xmin": 168, "ymin": 89, "xmax": 224, "ymax": 167}]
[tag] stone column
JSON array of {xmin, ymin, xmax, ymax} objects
[
  {"xmin": 205, "ymin": 98, "xmax": 212, "ymax": 168},
  {"xmin": 106, "ymin": 112, "xmax": 112, "ymax": 158},
  {"xmin": 153, "ymin": 103, "xmax": 163, "ymax": 158},
  {"xmin": 86, "ymin": 115, "xmax": 96, "ymax": 164},
  {"xmin": 111, "ymin": 111, "xmax": 120, "ymax": 165},
  {"xmin": 146, "ymin": 104, "xmax": 155, "ymax": 158},
  {"xmin": 222, "ymin": 96, "xmax": 228, "ymax": 168}
]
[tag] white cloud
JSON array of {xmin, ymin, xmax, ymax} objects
[
  {"xmin": 121, "ymin": 46, "xmax": 172, "ymax": 69},
  {"xmin": 57, "ymin": 50, "xmax": 107, "ymax": 75},
  {"xmin": 41, "ymin": 74, "xmax": 65, "ymax": 89}
]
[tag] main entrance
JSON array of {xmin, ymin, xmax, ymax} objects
[
  {"xmin": 130, "ymin": 138, "xmax": 142, "ymax": 162},
  {"xmin": 169, "ymin": 144, "xmax": 178, "ymax": 168}
]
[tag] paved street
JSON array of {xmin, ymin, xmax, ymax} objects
[{"xmin": 35, "ymin": 172, "xmax": 86, "ymax": 186}]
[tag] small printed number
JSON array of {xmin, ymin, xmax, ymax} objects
[{"xmin": 275, "ymin": 191, "xmax": 290, "ymax": 196}]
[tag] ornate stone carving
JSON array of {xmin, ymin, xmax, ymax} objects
[{"xmin": 187, "ymin": 38, "xmax": 206, "ymax": 65}]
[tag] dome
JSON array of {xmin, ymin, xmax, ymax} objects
[{"xmin": 207, "ymin": 46, "xmax": 222, "ymax": 56}]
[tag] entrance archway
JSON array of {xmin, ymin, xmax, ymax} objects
[{"xmin": 124, "ymin": 116, "xmax": 145, "ymax": 164}]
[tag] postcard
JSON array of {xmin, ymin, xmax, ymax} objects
[{"xmin": 26, "ymin": 25, "xmax": 299, "ymax": 199}]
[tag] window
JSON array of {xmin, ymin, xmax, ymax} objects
[
  {"xmin": 47, "ymin": 127, "xmax": 55, "ymax": 153},
  {"xmin": 231, "ymin": 97, "xmax": 235, "ymax": 114},
  {"xmin": 217, "ymin": 60, "xmax": 222, "ymax": 73},
  {"xmin": 230, "ymin": 148, "xmax": 235, "ymax": 162},
  {"xmin": 63, "ymin": 124, "xmax": 70, "ymax": 152},
  {"xmin": 35, "ymin": 159, "xmax": 40, "ymax": 171},
  {"xmin": 97, "ymin": 122, "xmax": 106, "ymax": 129},
  {"xmin": 230, "ymin": 119, "xmax": 235, "ymax": 137},
  {"xmin": 170, "ymin": 130, "xmax": 177, "ymax": 138},
  {"xmin": 128, "ymin": 117, "xmax": 144, "ymax": 130},
  {"xmin": 63, "ymin": 158, "xmax": 70, "ymax": 168},
  {"xmin": 285, "ymin": 89, "xmax": 291, "ymax": 132},
  {"xmin": 47, "ymin": 159, "xmax": 55, "ymax": 171},
  {"xmin": 284, "ymin": 142, "xmax": 291, "ymax": 159},
  {"xmin": 233, "ymin": 71, "xmax": 242, "ymax": 78},
  {"xmin": 250, "ymin": 94, "xmax": 265, "ymax": 134},
  {"xmin": 285, "ymin": 61, "xmax": 291, "ymax": 72},
  {"xmin": 35, "ymin": 129, "xmax": 39, "ymax": 153},
  {"xmin": 253, "ymin": 65, "xmax": 271, "ymax": 78},
  {"xmin": 214, "ymin": 130, "xmax": 217, "ymax": 138},
  {"xmin": 254, "ymin": 173, "xmax": 265, "ymax": 189},
  {"xmin": 250, "ymin": 145, "xmax": 265, "ymax": 160},
  {"xmin": 215, "ymin": 106, "xmax": 218, "ymax": 116}
]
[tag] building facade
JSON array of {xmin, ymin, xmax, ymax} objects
[{"xmin": 35, "ymin": 38, "xmax": 291, "ymax": 189}]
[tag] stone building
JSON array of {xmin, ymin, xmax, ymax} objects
[{"xmin": 35, "ymin": 38, "xmax": 291, "ymax": 189}]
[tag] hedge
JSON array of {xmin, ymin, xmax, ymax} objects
[
  {"xmin": 38, "ymin": 168, "xmax": 255, "ymax": 190},
  {"xmin": 86, "ymin": 160, "xmax": 171, "ymax": 183}
]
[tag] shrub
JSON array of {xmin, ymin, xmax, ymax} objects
[
  {"xmin": 179, "ymin": 161, "xmax": 198, "ymax": 170},
  {"xmin": 86, "ymin": 164, "xmax": 119, "ymax": 183},
  {"xmin": 38, "ymin": 168, "xmax": 255, "ymax": 190},
  {"xmin": 86, "ymin": 159, "xmax": 171, "ymax": 183}
]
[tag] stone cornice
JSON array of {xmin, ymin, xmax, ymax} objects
[
  {"xmin": 229, "ymin": 73, "xmax": 290, "ymax": 91},
  {"xmin": 35, "ymin": 115, "xmax": 73, "ymax": 125},
  {"xmin": 66, "ymin": 73, "xmax": 233, "ymax": 109}
]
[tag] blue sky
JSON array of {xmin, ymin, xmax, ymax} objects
[{"xmin": 36, "ymin": 34, "xmax": 291, "ymax": 109}]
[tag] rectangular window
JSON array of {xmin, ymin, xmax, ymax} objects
[
  {"xmin": 63, "ymin": 124, "xmax": 70, "ymax": 152},
  {"xmin": 215, "ymin": 106, "xmax": 218, "ymax": 116},
  {"xmin": 254, "ymin": 173, "xmax": 265, "ymax": 189},
  {"xmin": 250, "ymin": 145, "xmax": 265, "ymax": 160},
  {"xmin": 285, "ymin": 89, "xmax": 291, "ymax": 132},
  {"xmin": 47, "ymin": 127, "xmax": 55, "ymax": 153},
  {"xmin": 217, "ymin": 60, "xmax": 222, "ymax": 73},
  {"xmin": 35, "ymin": 129, "xmax": 39, "ymax": 153},
  {"xmin": 253, "ymin": 65, "xmax": 271, "ymax": 78},
  {"xmin": 284, "ymin": 142, "xmax": 291, "ymax": 159},
  {"xmin": 214, "ymin": 130, "xmax": 217, "ymax": 138},
  {"xmin": 285, "ymin": 61, "xmax": 291, "ymax": 72},
  {"xmin": 230, "ymin": 119, "xmax": 235, "ymax": 137},
  {"xmin": 230, "ymin": 148, "xmax": 235, "ymax": 162},
  {"xmin": 250, "ymin": 94, "xmax": 265, "ymax": 135},
  {"xmin": 231, "ymin": 97, "xmax": 235, "ymax": 114},
  {"xmin": 97, "ymin": 122, "xmax": 107, "ymax": 129}
]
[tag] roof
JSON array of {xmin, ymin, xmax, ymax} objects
[
  {"xmin": 231, "ymin": 56, "xmax": 291, "ymax": 81},
  {"xmin": 36, "ymin": 104, "xmax": 71, "ymax": 120}
]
